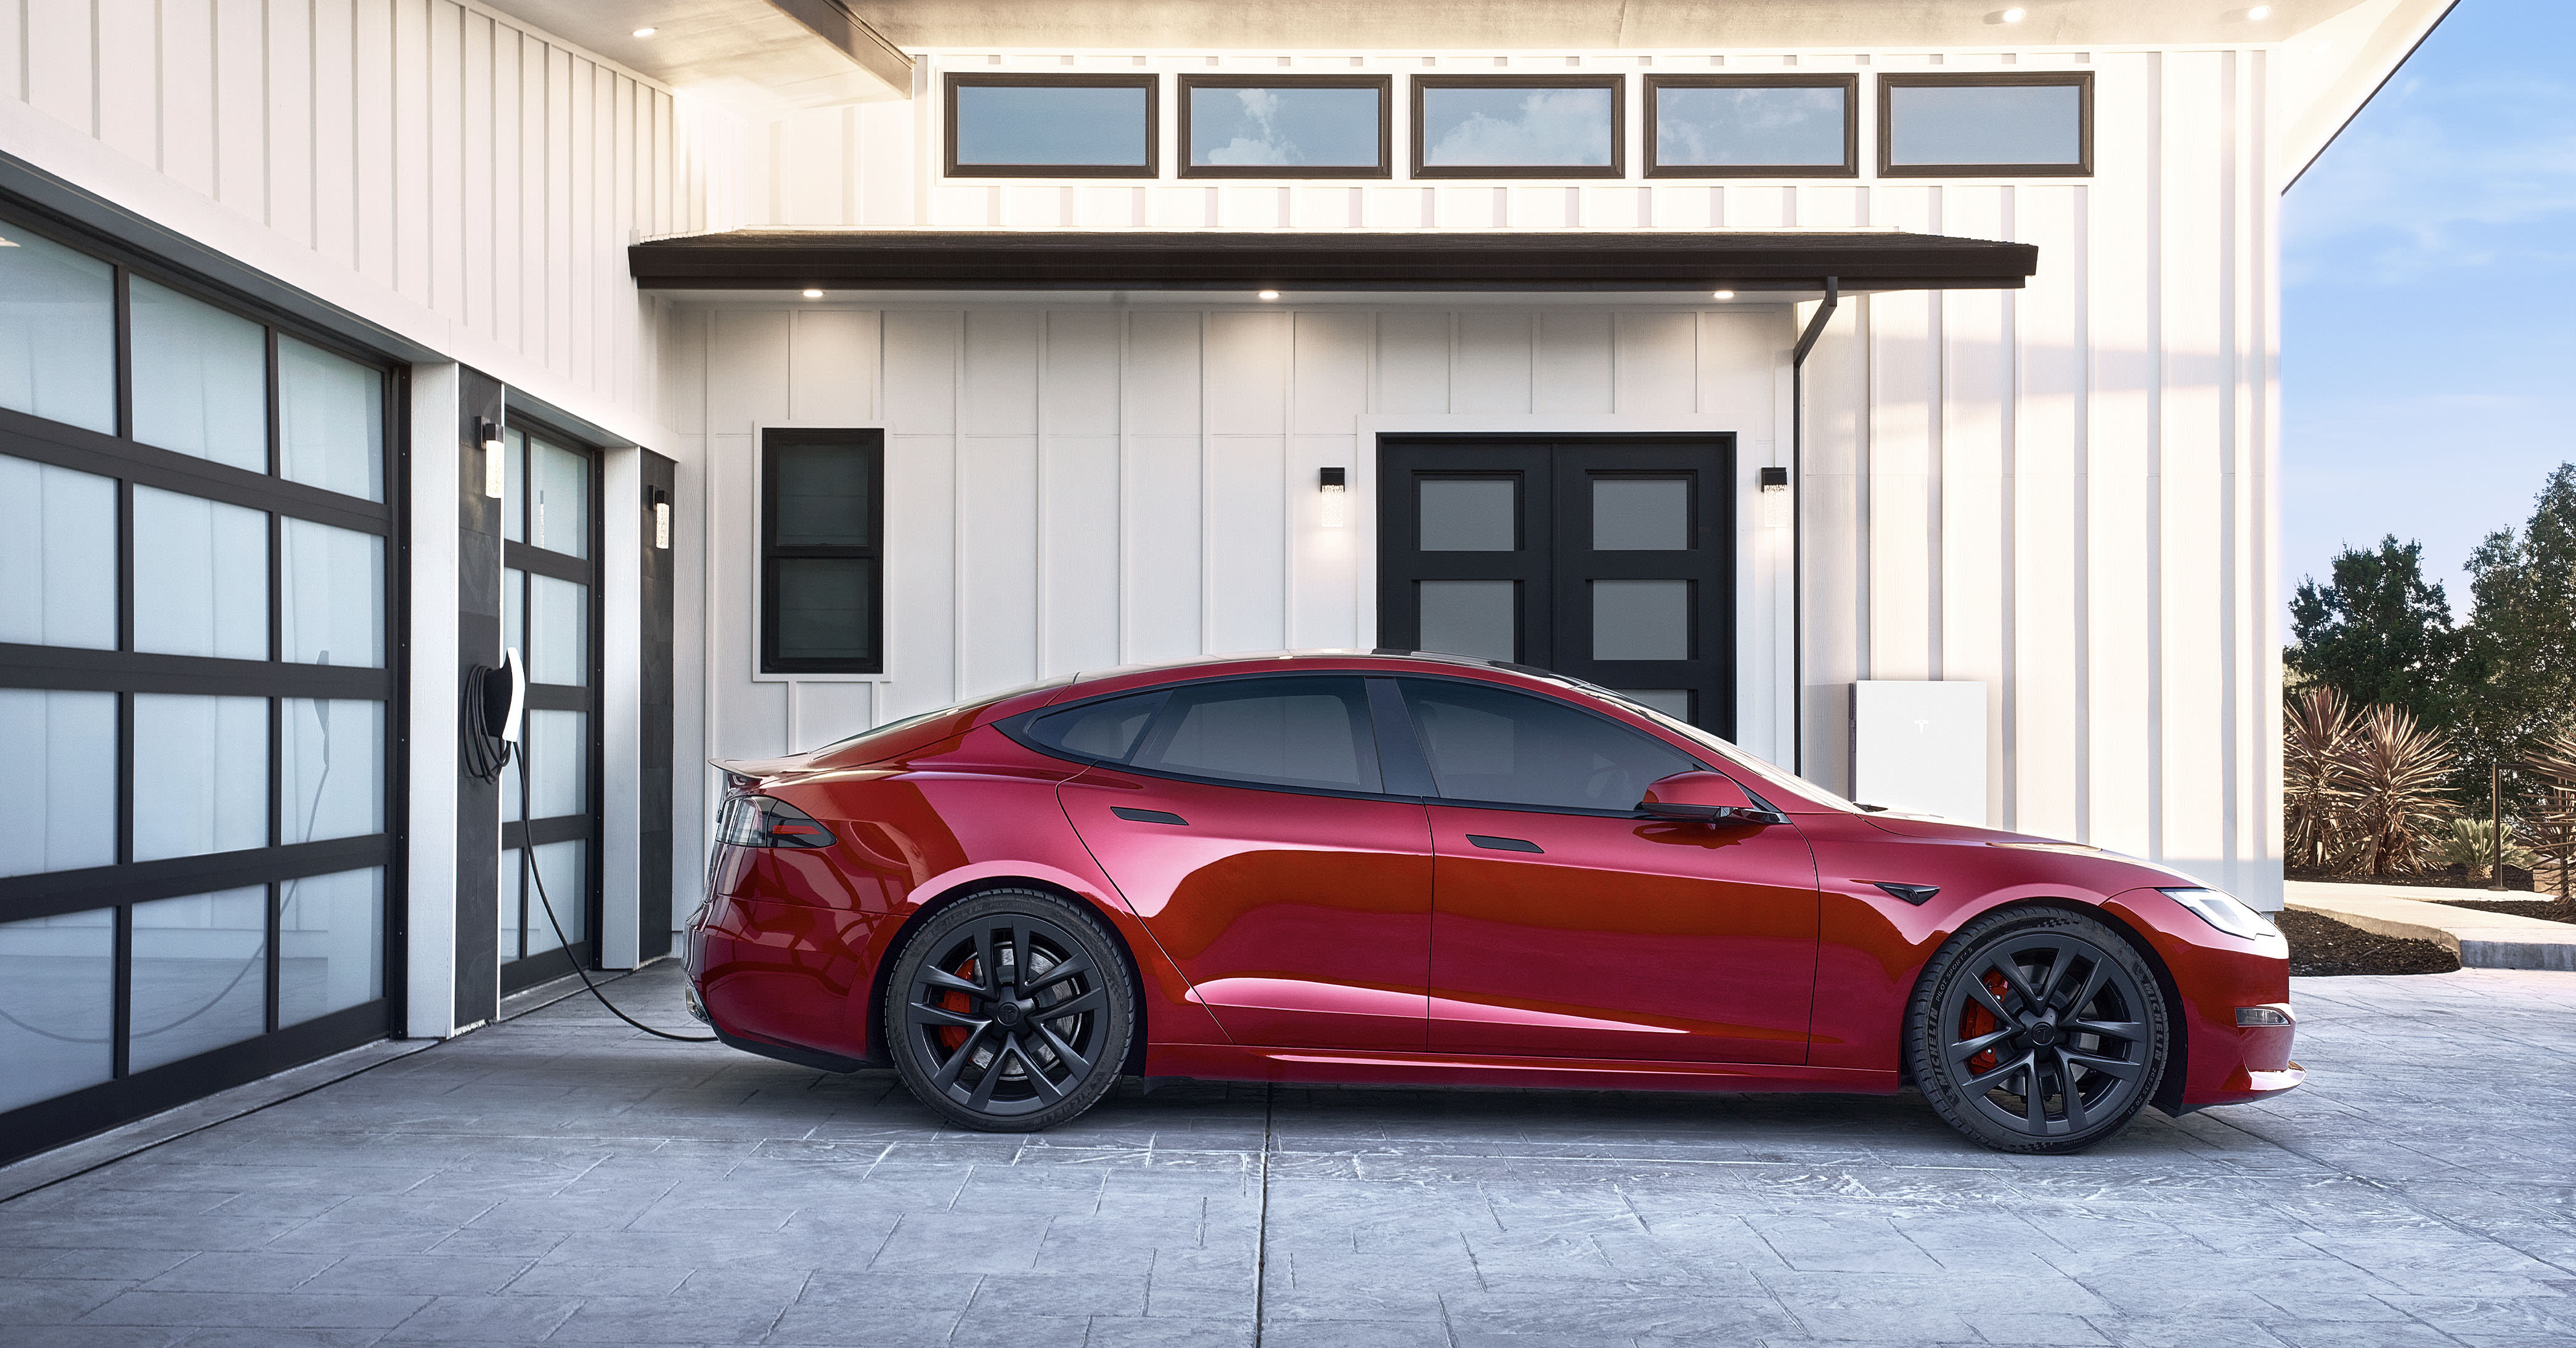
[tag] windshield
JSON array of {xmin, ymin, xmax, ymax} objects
[{"xmin": 1568, "ymin": 681, "xmax": 1865, "ymax": 813}]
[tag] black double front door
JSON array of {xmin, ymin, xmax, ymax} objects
[{"xmin": 1376, "ymin": 437, "xmax": 1734, "ymax": 734}]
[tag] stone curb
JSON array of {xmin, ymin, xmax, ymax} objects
[{"xmin": 2286, "ymin": 883, "xmax": 2576, "ymax": 972}]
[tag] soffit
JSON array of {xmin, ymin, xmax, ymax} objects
[{"xmin": 476, "ymin": 0, "xmax": 908, "ymax": 114}]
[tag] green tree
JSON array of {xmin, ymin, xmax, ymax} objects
[
  {"xmin": 2456, "ymin": 464, "xmax": 2576, "ymax": 780},
  {"xmin": 2286, "ymin": 535, "xmax": 2461, "ymax": 726}
]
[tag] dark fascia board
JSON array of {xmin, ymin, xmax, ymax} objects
[
  {"xmin": 767, "ymin": 0, "xmax": 914, "ymax": 95},
  {"xmin": 629, "ymin": 229, "xmax": 2039, "ymax": 293}
]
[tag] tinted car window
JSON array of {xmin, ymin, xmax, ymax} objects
[
  {"xmin": 1128, "ymin": 677, "xmax": 1382, "ymax": 793},
  {"xmin": 1399, "ymin": 678, "xmax": 1694, "ymax": 811},
  {"xmin": 1025, "ymin": 691, "xmax": 1167, "ymax": 761}
]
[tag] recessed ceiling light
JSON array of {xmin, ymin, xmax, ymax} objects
[
  {"xmin": 1712, "ymin": 290, "xmax": 1735, "ymax": 300},
  {"xmin": 632, "ymin": 27, "xmax": 656, "ymax": 38},
  {"xmin": 2000, "ymin": 7, "xmax": 2027, "ymax": 22},
  {"xmin": 801, "ymin": 288, "xmax": 823, "ymax": 299},
  {"xmin": 1257, "ymin": 290, "xmax": 1281, "ymax": 301},
  {"xmin": 2246, "ymin": 4, "xmax": 2271, "ymax": 17}
]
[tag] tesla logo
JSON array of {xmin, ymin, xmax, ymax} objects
[{"xmin": 1914, "ymin": 718, "xmax": 1931, "ymax": 733}]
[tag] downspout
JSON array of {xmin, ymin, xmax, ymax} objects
[{"xmin": 1788, "ymin": 277, "xmax": 1838, "ymax": 777}]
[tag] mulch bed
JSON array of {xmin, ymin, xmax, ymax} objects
[
  {"xmin": 2431, "ymin": 896, "xmax": 2576, "ymax": 925},
  {"xmin": 2278, "ymin": 910, "xmax": 2461, "ymax": 976}
]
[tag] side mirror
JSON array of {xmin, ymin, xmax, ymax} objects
[{"xmin": 1638, "ymin": 771, "xmax": 1788, "ymax": 827}]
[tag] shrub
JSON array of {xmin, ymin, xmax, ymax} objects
[
  {"xmin": 2431, "ymin": 817, "xmax": 2533, "ymax": 880},
  {"xmin": 2341, "ymin": 704, "xmax": 2455, "ymax": 875}
]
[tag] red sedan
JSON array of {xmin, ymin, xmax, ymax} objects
[{"xmin": 685, "ymin": 652, "xmax": 2299, "ymax": 1154}]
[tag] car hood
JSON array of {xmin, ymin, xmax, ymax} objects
[{"xmin": 1859, "ymin": 811, "xmax": 2214, "ymax": 893}]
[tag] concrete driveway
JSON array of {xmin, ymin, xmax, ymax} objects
[{"xmin": 2, "ymin": 964, "xmax": 2572, "ymax": 1347}]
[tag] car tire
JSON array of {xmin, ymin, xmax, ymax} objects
[
  {"xmin": 1907, "ymin": 906, "xmax": 2169, "ymax": 1155},
  {"xmin": 884, "ymin": 888, "xmax": 1135, "ymax": 1132}
]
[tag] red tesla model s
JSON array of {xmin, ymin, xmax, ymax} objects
[{"xmin": 685, "ymin": 652, "xmax": 2298, "ymax": 1153}]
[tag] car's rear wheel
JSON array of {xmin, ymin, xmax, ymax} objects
[
  {"xmin": 885, "ymin": 888, "xmax": 1135, "ymax": 1132},
  {"xmin": 1907, "ymin": 906, "xmax": 2169, "ymax": 1154}
]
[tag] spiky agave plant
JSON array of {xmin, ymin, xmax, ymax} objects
[
  {"xmin": 2342, "ymin": 704, "xmax": 2455, "ymax": 875},
  {"xmin": 2283, "ymin": 686, "xmax": 2358, "ymax": 871},
  {"xmin": 2431, "ymin": 817, "xmax": 2535, "ymax": 880}
]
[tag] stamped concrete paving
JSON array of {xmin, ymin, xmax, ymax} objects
[{"xmin": 3, "ymin": 964, "xmax": 2573, "ymax": 1347}]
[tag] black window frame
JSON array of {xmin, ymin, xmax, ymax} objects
[
  {"xmin": 1876, "ymin": 71, "xmax": 2095, "ymax": 179},
  {"xmin": 1410, "ymin": 75, "xmax": 1627, "ymax": 180},
  {"xmin": 1644, "ymin": 74, "xmax": 1860, "ymax": 179},
  {"xmin": 1178, "ymin": 75, "xmax": 1394, "ymax": 180},
  {"xmin": 944, "ymin": 73, "xmax": 1163, "ymax": 179},
  {"xmin": 760, "ymin": 428, "xmax": 886, "ymax": 675},
  {"xmin": 0, "ymin": 196, "xmax": 406, "ymax": 1167}
]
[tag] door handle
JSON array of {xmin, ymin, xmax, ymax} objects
[
  {"xmin": 1467, "ymin": 834, "xmax": 1543, "ymax": 854},
  {"xmin": 1111, "ymin": 807, "xmax": 1188, "ymax": 826}
]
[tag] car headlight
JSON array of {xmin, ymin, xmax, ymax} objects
[{"xmin": 2159, "ymin": 887, "xmax": 2276, "ymax": 941}]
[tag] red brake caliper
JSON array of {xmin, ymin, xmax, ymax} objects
[
  {"xmin": 1961, "ymin": 970, "xmax": 2011, "ymax": 1076},
  {"xmin": 935, "ymin": 957, "xmax": 978, "ymax": 1052}
]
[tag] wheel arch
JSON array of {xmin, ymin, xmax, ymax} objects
[
  {"xmin": 1895, "ymin": 895, "xmax": 2190, "ymax": 1116},
  {"xmin": 864, "ymin": 875, "xmax": 1152, "ymax": 1078}
]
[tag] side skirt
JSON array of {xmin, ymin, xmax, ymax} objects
[{"xmin": 1141, "ymin": 1043, "xmax": 1901, "ymax": 1095}]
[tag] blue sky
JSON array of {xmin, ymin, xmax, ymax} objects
[{"xmin": 2281, "ymin": 0, "xmax": 2576, "ymax": 636}]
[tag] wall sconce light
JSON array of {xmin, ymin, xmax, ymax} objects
[
  {"xmin": 479, "ymin": 420, "xmax": 505, "ymax": 498},
  {"xmin": 650, "ymin": 487, "xmax": 672, "ymax": 550},
  {"xmin": 1758, "ymin": 465, "xmax": 1791, "ymax": 529},
  {"xmin": 1318, "ymin": 466, "xmax": 1349, "ymax": 529}
]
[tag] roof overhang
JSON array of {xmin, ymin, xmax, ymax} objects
[{"xmin": 629, "ymin": 229, "xmax": 2037, "ymax": 293}]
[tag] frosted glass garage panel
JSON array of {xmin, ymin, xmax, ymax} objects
[
  {"xmin": 531, "ymin": 437, "xmax": 589, "ymax": 558},
  {"xmin": 1420, "ymin": 86, "xmax": 1615, "ymax": 168},
  {"xmin": 1418, "ymin": 580, "xmax": 1517, "ymax": 662},
  {"xmin": 1592, "ymin": 479, "xmax": 1690, "ymax": 551},
  {"xmin": 0, "ymin": 689, "xmax": 116, "ymax": 877},
  {"xmin": 132, "ymin": 694, "xmax": 269, "ymax": 862},
  {"xmin": 281, "ymin": 699, "xmax": 384, "ymax": 845},
  {"xmin": 279, "ymin": 867, "xmax": 383, "ymax": 1025},
  {"xmin": 523, "ymin": 840, "xmax": 587, "ymax": 953},
  {"xmin": 955, "ymin": 84, "xmax": 1152, "ymax": 168},
  {"xmin": 129, "ymin": 887, "xmax": 269, "ymax": 1073},
  {"xmin": 1419, "ymin": 478, "xmax": 1517, "ymax": 551},
  {"xmin": 282, "ymin": 518, "xmax": 385, "ymax": 667},
  {"xmin": 526, "ymin": 709, "xmax": 587, "ymax": 821},
  {"xmin": 0, "ymin": 910, "xmax": 115, "ymax": 1112},
  {"xmin": 0, "ymin": 228, "xmax": 114, "ymax": 435},
  {"xmin": 1887, "ymin": 83, "xmax": 2084, "ymax": 166},
  {"xmin": 129, "ymin": 277, "xmax": 267, "ymax": 471},
  {"xmin": 1190, "ymin": 84, "xmax": 1382, "ymax": 168},
  {"xmin": 277, "ymin": 336, "xmax": 384, "ymax": 501},
  {"xmin": 1655, "ymin": 85, "xmax": 1846, "ymax": 166},
  {"xmin": 0, "ymin": 454, "xmax": 116, "ymax": 650},
  {"xmin": 1592, "ymin": 580, "xmax": 1691, "ymax": 661},
  {"xmin": 530, "ymin": 575, "xmax": 588, "ymax": 686},
  {"xmin": 133, "ymin": 485, "xmax": 268, "ymax": 661}
]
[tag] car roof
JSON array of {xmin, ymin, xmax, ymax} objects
[{"xmin": 1060, "ymin": 649, "xmax": 1568, "ymax": 691}]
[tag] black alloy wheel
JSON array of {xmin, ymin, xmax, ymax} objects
[
  {"xmin": 886, "ymin": 888, "xmax": 1135, "ymax": 1132},
  {"xmin": 1907, "ymin": 906, "xmax": 2169, "ymax": 1154}
]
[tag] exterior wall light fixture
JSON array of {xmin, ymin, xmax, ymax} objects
[
  {"xmin": 479, "ymin": 419, "xmax": 505, "ymax": 498},
  {"xmin": 1758, "ymin": 465, "xmax": 1791, "ymax": 529},
  {"xmin": 1318, "ymin": 466, "xmax": 1349, "ymax": 528},
  {"xmin": 650, "ymin": 487, "xmax": 672, "ymax": 550}
]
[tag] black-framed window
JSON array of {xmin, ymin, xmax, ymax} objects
[
  {"xmin": 1180, "ymin": 76, "xmax": 1392, "ymax": 179},
  {"xmin": 0, "ymin": 204, "xmax": 400, "ymax": 1166},
  {"xmin": 945, "ymin": 74, "xmax": 1160, "ymax": 178},
  {"xmin": 762, "ymin": 429, "xmax": 884, "ymax": 674},
  {"xmin": 1645, "ymin": 75, "xmax": 1858, "ymax": 179},
  {"xmin": 496, "ymin": 421, "xmax": 602, "ymax": 995},
  {"xmin": 1878, "ymin": 72, "xmax": 2094, "ymax": 178},
  {"xmin": 1412, "ymin": 76, "xmax": 1624, "ymax": 179}
]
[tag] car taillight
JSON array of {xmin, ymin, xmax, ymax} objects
[{"xmin": 714, "ymin": 794, "xmax": 838, "ymax": 850}]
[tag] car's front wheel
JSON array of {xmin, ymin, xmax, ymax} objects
[
  {"xmin": 1907, "ymin": 906, "xmax": 2169, "ymax": 1154},
  {"xmin": 885, "ymin": 888, "xmax": 1135, "ymax": 1132}
]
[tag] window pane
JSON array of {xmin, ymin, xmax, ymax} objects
[
  {"xmin": 1419, "ymin": 477, "xmax": 1517, "ymax": 551},
  {"xmin": 1593, "ymin": 579, "xmax": 1692, "ymax": 661},
  {"xmin": 1421, "ymin": 86, "xmax": 1614, "ymax": 168},
  {"xmin": 526, "ymin": 709, "xmax": 587, "ymax": 821},
  {"xmin": 1029, "ymin": 691, "xmax": 1167, "ymax": 762},
  {"xmin": 773, "ymin": 444, "xmax": 877, "ymax": 548},
  {"xmin": 281, "ymin": 517, "xmax": 384, "ymax": 667},
  {"xmin": 1417, "ymin": 580, "xmax": 1517, "ymax": 662},
  {"xmin": 1592, "ymin": 478, "xmax": 1690, "ymax": 551},
  {"xmin": 503, "ymin": 429, "xmax": 526, "ymax": 543},
  {"xmin": 0, "ymin": 909, "xmax": 115, "ymax": 1112},
  {"xmin": 281, "ymin": 699, "xmax": 384, "ymax": 845},
  {"xmin": 955, "ymin": 84, "xmax": 1151, "ymax": 167},
  {"xmin": 775, "ymin": 558, "xmax": 879, "ymax": 664},
  {"xmin": 499, "ymin": 847, "xmax": 524, "ymax": 960},
  {"xmin": 0, "ymin": 227, "xmax": 115, "ymax": 435},
  {"xmin": 129, "ymin": 277, "xmax": 267, "ymax": 471},
  {"xmin": 1191, "ymin": 85, "xmax": 1380, "ymax": 168},
  {"xmin": 1615, "ymin": 689, "xmax": 1694, "ymax": 721},
  {"xmin": 0, "ymin": 453, "xmax": 116, "ymax": 649},
  {"xmin": 503, "ymin": 567, "xmax": 526, "ymax": 667},
  {"xmin": 524, "ymin": 839, "xmax": 587, "ymax": 952},
  {"xmin": 279, "ymin": 867, "xmax": 383, "ymax": 1025},
  {"xmin": 277, "ymin": 336, "xmax": 383, "ymax": 501},
  {"xmin": 1131, "ymin": 677, "xmax": 1379, "ymax": 792},
  {"xmin": 531, "ymin": 437, "xmax": 589, "ymax": 558},
  {"xmin": 0, "ymin": 689, "xmax": 118, "ymax": 877},
  {"xmin": 1888, "ymin": 83, "xmax": 2084, "ymax": 166},
  {"xmin": 1655, "ymin": 85, "xmax": 1845, "ymax": 166},
  {"xmin": 129, "ymin": 886, "xmax": 269, "ymax": 1073},
  {"xmin": 530, "ymin": 575, "xmax": 589, "ymax": 686},
  {"xmin": 1400, "ymin": 679, "xmax": 1694, "ymax": 811},
  {"xmin": 133, "ymin": 485, "xmax": 268, "ymax": 661},
  {"xmin": 132, "ymin": 694, "xmax": 269, "ymax": 861}
]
